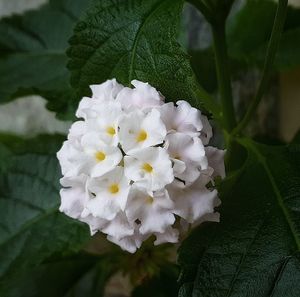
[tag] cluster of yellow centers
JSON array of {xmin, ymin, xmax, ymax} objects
[{"xmin": 94, "ymin": 127, "xmax": 154, "ymax": 196}]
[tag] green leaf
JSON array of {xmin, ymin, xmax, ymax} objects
[
  {"xmin": 189, "ymin": 49, "xmax": 217, "ymax": 94},
  {"xmin": 227, "ymin": 0, "xmax": 300, "ymax": 70},
  {"xmin": 0, "ymin": 0, "xmax": 91, "ymax": 119},
  {"xmin": 1, "ymin": 252, "xmax": 118, "ymax": 297},
  {"xmin": 67, "ymin": 0, "xmax": 219, "ymax": 115},
  {"xmin": 0, "ymin": 134, "xmax": 90, "ymax": 289},
  {"xmin": 178, "ymin": 139, "xmax": 300, "ymax": 296}
]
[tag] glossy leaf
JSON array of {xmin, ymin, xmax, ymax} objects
[
  {"xmin": 178, "ymin": 139, "xmax": 300, "ymax": 296},
  {"xmin": 0, "ymin": 135, "xmax": 90, "ymax": 290}
]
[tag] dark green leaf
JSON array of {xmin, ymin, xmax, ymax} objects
[
  {"xmin": 67, "ymin": 0, "xmax": 217, "ymax": 113},
  {"xmin": 178, "ymin": 139, "xmax": 300, "ymax": 296},
  {"xmin": 189, "ymin": 49, "xmax": 217, "ymax": 93},
  {"xmin": 1, "ymin": 252, "xmax": 119, "ymax": 297},
  {"xmin": 0, "ymin": 0, "xmax": 91, "ymax": 119},
  {"xmin": 0, "ymin": 134, "xmax": 90, "ymax": 290},
  {"xmin": 227, "ymin": 0, "xmax": 300, "ymax": 70}
]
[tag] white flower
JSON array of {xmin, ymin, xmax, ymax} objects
[
  {"xmin": 126, "ymin": 188, "xmax": 175, "ymax": 234},
  {"xmin": 84, "ymin": 101, "xmax": 122, "ymax": 146},
  {"xmin": 116, "ymin": 80, "xmax": 163, "ymax": 109},
  {"xmin": 124, "ymin": 147, "xmax": 174, "ymax": 191},
  {"xmin": 58, "ymin": 135, "xmax": 122, "ymax": 178},
  {"xmin": 118, "ymin": 109, "xmax": 166, "ymax": 154},
  {"xmin": 57, "ymin": 78, "xmax": 224, "ymax": 253},
  {"xmin": 84, "ymin": 166, "xmax": 130, "ymax": 220},
  {"xmin": 165, "ymin": 133, "xmax": 208, "ymax": 184},
  {"xmin": 167, "ymin": 174, "xmax": 219, "ymax": 224},
  {"xmin": 76, "ymin": 78, "xmax": 123, "ymax": 119},
  {"xmin": 159, "ymin": 101, "xmax": 203, "ymax": 136}
]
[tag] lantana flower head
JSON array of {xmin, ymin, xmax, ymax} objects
[{"xmin": 57, "ymin": 79, "xmax": 225, "ymax": 253}]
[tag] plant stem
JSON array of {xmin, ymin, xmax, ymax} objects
[
  {"xmin": 212, "ymin": 21, "xmax": 237, "ymax": 131},
  {"xmin": 232, "ymin": 0, "xmax": 288, "ymax": 136}
]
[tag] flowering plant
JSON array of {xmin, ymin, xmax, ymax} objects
[
  {"xmin": 57, "ymin": 79, "xmax": 224, "ymax": 252},
  {"xmin": 0, "ymin": 0, "xmax": 299, "ymax": 296}
]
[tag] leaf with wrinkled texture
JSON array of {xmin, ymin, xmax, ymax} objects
[
  {"xmin": 178, "ymin": 139, "xmax": 300, "ymax": 297},
  {"xmin": 67, "ymin": 0, "xmax": 218, "ymax": 114},
  {"xmin": 0, "ymin": 134, "xmax": 90, "ymax": 291}
]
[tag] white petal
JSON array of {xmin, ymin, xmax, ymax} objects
[
  {"xmin": 59, "ymin": 175, "xmax": 87, "ymax": 218},
  {"xmin": 85, "ymin": 167, "xmax": 130, "ymax": 220},
  {"xmin": 154, "ymin": 227, "xmax": 179, "ymax": 245},
  {"xmin": 205, "ymin": 146, "xmax": 226, "ymax": 179},
  {"xmin": 200, "ymin": 115, "xmax": 213, "ymax": 145},
  {"xmin": 167, "ymin": 176, "xmax": 219, "ymax": 223},
  {"xmin": 101, "ymin": 212, "xmax": 134, "ymax": 240},
  {"xmin": 124, "ymin": 147, "xmax": 174, "ymax": 191},
  {"xmin": 90, "ymin": 78, "xmax": 123, "ymax": 101},
  {"xmin": 119, "ymin": 109, "xmax": 166, "ymax": 154},
  {"xmin": 116, "ymin": 80, "xmax": 164, "ymax": 109},
  {"xmin": 126, "ymin": 187, "xmax": 175, "ymax": 234}
]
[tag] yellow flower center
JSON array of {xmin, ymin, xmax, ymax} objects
[
  {"xmin": 106, "ymin": 126, "xmax": 116, "ymax": 136},
  {"xmin": 142, "ymin": 163, "xmax": 153, "ymax": 173},
  {"xmin": 146, "ymin": 196, "xmax": 154, "ymax": 204},
  {"xmin": 95, "ymin": 151, "xmax": 106, "ymax": 162},
  {"xmin": 109, "ymin": 183, "xmax": 119, "ymax": 194},
  {"xmin": 136, "ymin": 129, "xmax": 147, "ymax": 142}
]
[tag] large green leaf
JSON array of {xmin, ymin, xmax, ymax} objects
[
  {"xmin": 1, "ymin": 252, "xmax": 119, "ymax": 297},
  {"xmin": 227, "ymin": 0, "xmax": 300, "ymax": 70},
  {"xmin": 0, "ymin": 0, "xmax": 91, "ymax": 119},
  {"xmin": 178, "ymin": 139, "xmax": 300, "ymax": 296},
  {"xmin": 67, "ymin": 0, "xmax": 218, "ymax": 114},
  {"xmin": 0, "ymin": 134, "xmax": 90, "ymax": 290}
]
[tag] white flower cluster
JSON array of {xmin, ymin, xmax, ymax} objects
[{"xmin": 57, "ymin": 79, "xmax": 225, "ymax": 253}]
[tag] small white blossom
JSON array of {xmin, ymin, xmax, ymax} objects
[
  {"xmin": 126, "ymin": 188, "xmax": 175, "ymax": 234},
  {"xmin": 124, "ymin": 147, "xmax": 173, "ymax": 191},
  {"xmin": 57, "ymin": 79, "xmax": 225, "ymax": 253},
  {"xmin": 119, "ymin": 109, "xmax": 166, "ymax": 154},
  {"xmin": 84, "ymin": 166, "xmax": 130, "ymax": 220}
]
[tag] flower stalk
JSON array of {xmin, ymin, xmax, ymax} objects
[{"xmin": 232, "ymin": 0, "xmax": 288, "ymax": 136}]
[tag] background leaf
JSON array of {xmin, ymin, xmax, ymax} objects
[
  {"xmin": 227, "ymin": 0, "xmax": 300, "ymax": 70},
  {"xmin": 67, "ymin": 0, "xmax": 216, "ymax": 113},
  {"xmin": 178, "ymin": 139, "xmax": 300, "ymax": 296},
  {"xmin": 0, "ymin": 134, "xmax": 90, "ymax": 293},
  {"xmin": 0, "ymin": 0, "xmax": 92, "ymax": 119},
  {"xmin": 1, "ymin": 252, "xmax": 119, "ymax": 297}
]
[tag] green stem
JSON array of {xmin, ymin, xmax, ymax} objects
[
  {"xmin": 232, "ymin": 0, "xmax": 288, "ymax": 136},
  {"xmin": 212, "ymin": 21, "xmax": 237, "ymax": 131}
]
